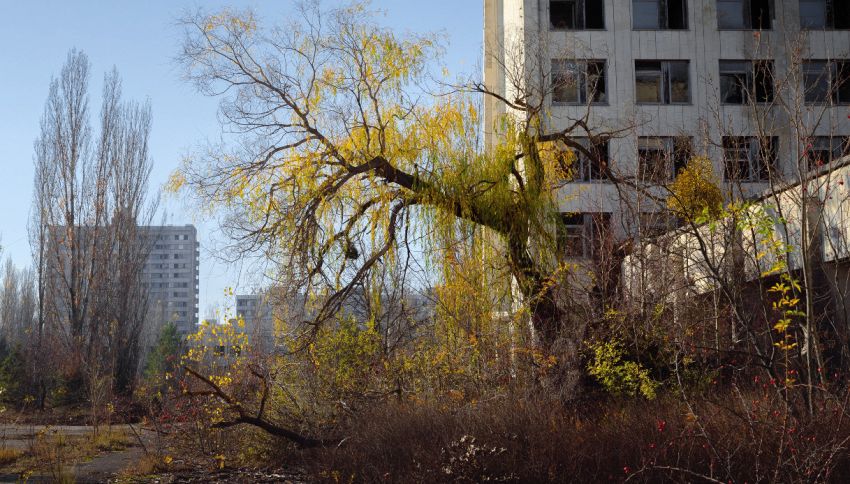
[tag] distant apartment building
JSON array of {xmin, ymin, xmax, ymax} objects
[
  {"xmin": 233, "ymin": 293, "xmax": 275, "ymax": 353},
  {"xmin": 142, "ymin": 225, "xmax": 200, "ymax": 336},
  {"xmin": 484, "ymin": 0, "xmax": 850, "ymax": 250},
  {"xmin": 44, "ymin": 223, "xmax": 200, "ymax": 339}
]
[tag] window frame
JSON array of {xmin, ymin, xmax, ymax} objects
[
  {"xmin": 803, "ymin": 60, "xmax": 850, "ymax": 105},
  {"xmin": 635, "ymin": 60, "xmax": 691, "ymax": 105},
  {"xmin": 552, "ymin": 59, "xmax": 608, "ymax": 105},
  {"xmin": 637, "ymin": 136, "xmax": 693, "ymax": 183},
  {"xmin": 570, "ymin": 137, "xmax": 610, "ymax": 182},
  {"xmin": 558, "ymin": 213, "xmax": 612, "ymax": 258},
  {"xmin": 716, "ymin": 0, "xmax": 773, "ymax": 30},
  {"xmin": 718, "ymin": 59, "xmax": 775, "ymax": 104},
  {"xmin": 806, "ymin": 136, "xmax": 850, "ymax": 170},
  {"xmin": 800, "ymin": 0, "xmax": 850, "ymax": 30},
  {"xmin": 638, "ymin": 211, "xmax": 679, "ymax": 237},
  {"xmin": 722, "ymin": 136, "xmax": 779, "ymax": 182},
  {"xmin": 633, "ymin": 0, "xmax": 689, "ymax": 30},
  {"xmin": 549, "ymin": 0, "xmax": 606, "ymax": 31}
]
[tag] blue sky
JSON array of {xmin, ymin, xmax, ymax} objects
[{"xmin": 0, "ymin": 0, "xmax": 483, "ymax": 317}]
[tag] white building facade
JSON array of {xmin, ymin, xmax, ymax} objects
[{"xmin": 484, "ymin": 0, "xmax": 850, "ymax": 246}]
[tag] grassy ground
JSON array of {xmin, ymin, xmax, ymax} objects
[{"xmin": 0, "ymin": 426, "xmax": 134, "ymax": 481}]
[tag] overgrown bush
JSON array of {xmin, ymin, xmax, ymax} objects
[{"xmin": 303, "ymin": 385, "xmax": 850, "ymax": 483}]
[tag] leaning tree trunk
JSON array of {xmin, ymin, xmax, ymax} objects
[{"xmin": 509, "ymin": 230, "xmax": 587, "ymax": 399}]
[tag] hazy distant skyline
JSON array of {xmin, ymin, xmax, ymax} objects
[{"xmin": 0, "ymin": 0, "xmax": 482, "ymax": 317}]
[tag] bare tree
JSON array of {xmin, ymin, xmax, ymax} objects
[{"xmin": 32, "ymin": 49, "xmax": 157, "ymax": 401}]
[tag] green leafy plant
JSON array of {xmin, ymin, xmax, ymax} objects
[{"xmin": 587, "ymin": 340, "xmax": 658, "ymax": 399}]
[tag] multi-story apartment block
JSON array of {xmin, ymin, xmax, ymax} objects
[
  {"xmin": 484, "ymin": 0, "xmax": 850, "ymax": 252},
  {"xmin": 233, "ymin": 293, "xmax": 275, "ymax": 353},
  {"xmin": 142, "ymin": 225, "xmax": 200, "ymax": 336}
]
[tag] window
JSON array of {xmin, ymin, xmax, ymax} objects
[
  {"xmin": 638, "ymin": 212, "xmax": 678, "ymax": 236},
  {"xmin": 570, "ymin": 138, "xmax": 610, "ymax": 181},
  {"xmin": 806, "ymin": 136, "xmax": 850, "ymax": 169},
  {"xmin": 804, "ymin": 60, "xmax": 850, "ymax": 104},
  {"xmin": 552, "ymin": 59, "xmax": 607, "ymax": 104},
  {"xmin": 638, "ymin": 137, "xmax": 693, "ymax": 183},
  {"xmin": 550, "ymin": 0, "xmax": 604, "ymax": 30},
  {"xmin": 717, "ymin": 0, "xmax": 772, "ymax": 29},
  {"xmin": 557, "ymin": 213, "xmax": 611, "ymax": 258},
  {"xmin": 800, "ymin": 0, "xmax": 850, "ymax": 29},
  {"xmin": 719, "ymin": 60, "xmax": 774, "ymax": 103},
  {"xmin": 723, "ymin": 136, "xmax": 778, "ymax": 181},
  {"xmin": 635, "ymin": 60, "xmax": 690, "ymax": 104},
  {"xmin": 633, "ymin": 0, "xmax": 688, "ymax": 29}
]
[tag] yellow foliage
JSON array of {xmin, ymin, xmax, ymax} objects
[{"xmin": 667, "ymin": 156, "xmax": 723, "ymax": 221}]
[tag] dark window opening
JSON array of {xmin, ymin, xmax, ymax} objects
[
  {"xmin": 558, "ymin": 213, "xmax": 611, "ymax": 258},
  {"xmin": 806, "ymin": 136, "xmax": 850, "ymax": 170},
  {"xmin": 570, "ymin": 137, "xmax": 610, "ymax": 181},
  {"xmin": 635, "ymin": 60, "xmax": 690, "ymax": 104},
  {"xmin": 723, "ymin": 136, "xmax": 778, "ymax": 181},
  {"xmin": 639, "ymin": 212, "xmax": 679, "ymax": 237},
  {"xmin": 550, "ymin": 0, "xmax": 605, "ymax": 30},
  {"xmin": 719, "ymin": 60, "xmax": 774, "ymax": 104},
  {"xmin": 633, "ymin": 0, "xmax": 688, "ymax": 29},
  {"xmin": 638, "ymin": 136, "xmax": 693, "ymax": 183},
  {"xmin": 804, "ymin": 60, "xmax": 850, "ymax": 104},
  {"xmin": 717, "ymin": 0, "xmax": 772, "ymax": 29},
  {"xmin": 800, "ymin": 0, "xmax": 850, "ymax": 29},
  {"xmin": 552, "ymin": 59, "xmax": 607, "ymax": 104}
]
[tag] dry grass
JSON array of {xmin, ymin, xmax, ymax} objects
[
  {"xmin": 0, "ymin": 448, "xmax": 23, "ymax": 466},
  {"xmin": 299, "ymin": 387, "xmax": 850, "ymax": 483},
  {"xmin": 2, "ymin": 427, "xmax": 136, "ymax": 480}
]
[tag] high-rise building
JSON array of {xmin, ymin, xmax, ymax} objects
[
  {"xmin": 484, "ymin": 0, "xmax": 850, "ymax": 249},
  {"xmin": 142, "ymin": 225, "xmax": 200, "ymax": 335}
]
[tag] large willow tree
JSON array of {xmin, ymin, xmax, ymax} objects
[{"xmin": 175, "ymin": 3, "xmax": 612, "ymax": 391}]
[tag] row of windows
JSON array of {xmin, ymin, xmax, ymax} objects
[
  {"xmin": 148, "ymin": 272, "xmax": 194, "ymax": 279},
  {"xmin": 153, "ymin": 234, "xmax": 192, "ymax": 242},
  {"xmin": 145, "ymin": 262, "xmax": 190, "ymax": 270},
  {"xmin": 553, "ymin": 59, "xmax": 850, "ymax": 105},
  {"xmin": 550, "ymin": 0, "xmax": 850, "ymax": 31},
  {"xmin": 154, "ymin": 252, "xmax": 196, "ymax": 260},
  {"xmin": 153, "ymin": 243, "xmax": 194, "ymax": 250},
  {"xmin": 142, "ymin": 281, "xmax": 191, "ymax": 289},
  {"xmin": 565, "ymin": 135, "xmax": 850, "ymax": 183},
  {"xmin": 557, "ymin": 211, "xmax": 679, "ymax": 257}
]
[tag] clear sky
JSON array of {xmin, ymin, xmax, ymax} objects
[{"xmin": 0, "ymin": 0, "xmax": 483, "ymax": 319}]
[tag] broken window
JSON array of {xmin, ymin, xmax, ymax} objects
[
  {"xmin": 558, "ymin": 213, "xmax": 611, "ymax": 258},
  {"xmin": 716, "ymin": 0, "xmax": 772, "ymax": 29},
  {"xmin": 719, "ymin": 60, "xmax": 774, "ymax": 103},
  {"xmin": 723, "ymin": 136, "xmax": 778, "ymax": 181},
  {"xmin": 638, "ymin": 136, "xmax": 693, "ymax": 183},
  {"xmin": 633, "ymin": 0, "xmax": 688, "ymax": 29},
  {"xmin": 804, "ymin": 60, "xmax": 850, "ymax": 104},
  {"xmin": 800, "ymin": 0, "xmax": 850, "ymax": 29},
  {"xmin": 806, "ymin": 136, "xmax": 850, "ymax": 170},
  {"xmin": 638, "ymin": 212, "xmax": 679, "ymax": 237},
  {"xmin": 550, "ymin": 0, "xmax": 605, "ymax": 30},
  {"xmin": 552, "ymin": 59, "xmax": 607, "ymax": 104},
  {"xmin": 570, "ymin": 137, "xmax": 610, "ymax": 181},
  {"xmin": 635, "ymin": 60, "xmax": 690, "ymax": 104}
]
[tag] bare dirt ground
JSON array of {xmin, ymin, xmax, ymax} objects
[{"xmin": 0, "ymin": 424, "xmax": 309, "ymax": 483}]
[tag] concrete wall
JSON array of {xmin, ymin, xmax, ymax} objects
[{"xmin": 484, "ymin": 0, "xmax": 850, "ymax": 241}]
